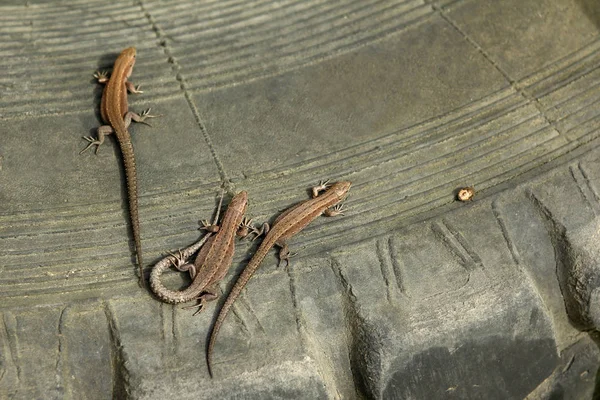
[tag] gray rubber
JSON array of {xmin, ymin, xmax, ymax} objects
[{"xmin": 1, "ymin": 0, "xmax": 600, "ymax": 399}]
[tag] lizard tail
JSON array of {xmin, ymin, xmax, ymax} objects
[
  {"xmin": 206, "ymin": 244, "xmax": 271, "ymax": 377},
  {"xmin": 119, "ymin": 139, "xmax": 144, "ymax": 288},
  {"xmin": 149, "ymin": 235, "xmax": 216, "ymax": 303}
]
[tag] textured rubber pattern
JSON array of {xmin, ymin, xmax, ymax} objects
[{"xmin": 1, "ymin": 0, "xmax": 599, "ymax": 398}]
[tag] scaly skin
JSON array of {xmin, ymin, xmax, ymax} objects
[
  {"xmin": 150, "ymin": 191, "xmax": 248, "ymax": 307},
  {"xmin": 81, "ymin": 47, "xmax": 154, "ymax": 287},
  {"xmin": 206, "ymin": 181, "xmax": 351, "ymax": 377}
]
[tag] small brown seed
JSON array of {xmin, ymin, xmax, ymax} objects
[{"xmin": 457, "ymin": 187, "xmax": 475, "ymax": 202}]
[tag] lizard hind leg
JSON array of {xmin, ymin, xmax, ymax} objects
[
  {"xmin": 276, "ymin": 241, "xmax": 297, "ymax": 268},
  {"xmin": 167, "ymin": 250, "xmax": 197, "ymax": 279},
  {"xmin": 182, "ymin": 286, "xmax": 219, "ymax": 316},
  {"xmin": 80, "ymin": 125, "xmax": 114, "ymax": 154}
]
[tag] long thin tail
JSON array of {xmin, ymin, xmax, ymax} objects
[
  {"xmin": 206, "ymin": 244, "xmax": 271, "ymax": 377},
  {"xmin": 119, "ymin": 139, "xmax": 144, "ymax": 287}
]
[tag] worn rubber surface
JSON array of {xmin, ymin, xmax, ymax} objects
[{"xmin": 2, "ymin": 0, "xmax": 600, "ymax": 398}]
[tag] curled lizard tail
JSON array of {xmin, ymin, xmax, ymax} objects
[{"xmin": 119, "ymin": 138, "xmax": 144, "ymax": 287}]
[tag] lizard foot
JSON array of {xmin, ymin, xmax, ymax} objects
[
  {"xmin": 250, "ymin": 222, "xmax": 270, "ymax": 241},
  {"xmin": 312, "ymin": 179, "xmax": 331, "ymax": 198},
  {"xmin": 183, "ymin": 291, "xmax": 218, "ymax": 316},
  {"xmin": 236, "ymin": 217, "xmax": 255, "ymax": 239},
  {"xmin": 277, "ymin": 245, "xmax": 297, "ymax": 268},
  {"xmin": 128, "ymin": 108, "xmax": 157, "ymax": 127},
  {"xmin": 138, "ymin": 108, "xmax": 157, "ymax": 126},
  {"xmin": 182, "ymin": 302, "xmax": 205, "ymax": 316},
  {"xmin": 79, "ymin": 136, "xmax": 102, "ymax": 154},
  {"xmin": 324, "ymin": 203, "xmax": 345, "ymax": 217},
  {"xmin": 167, "ymin": 249, "xmax": 197, "ymax": 278},
  {"xmin": 200, "ymin": 219, "xmax": 220, "ymax": 233},
  {"xmin": 126, "ymin": 81, "xmax": 143, "ymax": 94},
  {"xmin": 93, "ymin": 70, "xmax": 109, "ymax": 83}
]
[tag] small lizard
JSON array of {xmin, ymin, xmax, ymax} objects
[
  {"xmin": 206, "ymin": 181, "xmax": 351, "ymax": 377},
  {"xmin": 80, "ymin": 47, "xmax": 154, "ymax": 287},
  {"xmin": 150, "ymin": 191, "xmax": 253, "ymax": 311}
]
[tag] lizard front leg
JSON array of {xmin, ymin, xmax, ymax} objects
[
  {"xmin": 93, "ymin": 70, "xmax": 109, "ymax": 84},
  {"xmin": 125, "ymin": 81, "xmax": 143, "ymax": 94},
  {"xmin": 200, "ymin": 219, "xmax": 220, "ymax": 234},
  {"xmin": 324, "ymin": 203, "xmax": 346, "ymax": 217},
  {"xmin": 93, "ymin": 71, "xmax": 142, "ymax": 94},
  {"xmin": 312, "ymin": 179, "xmax": 330, "ymax": 198},
  {"xmin": 237, "ymin": 217, "xmax": 268, "ymax": 240}
]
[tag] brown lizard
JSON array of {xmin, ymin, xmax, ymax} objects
[
  {"xmin": 80, "ymin": 47, "xmax": 154, "ymax": 287},
  {"xmin": 150, "ymin": 191, "xmax": 254, "ymax": 311},
  {"xmin": 206, "ymin": 181, "xmax": 351, "ymax": 377}
]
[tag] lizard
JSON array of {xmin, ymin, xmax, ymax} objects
[
  {"xmin": 150, "ymin": 190, "xmax": 255, "ymax": 312},
  {"xmin": 205, "ymin": 180, "xmax": 352, "ymax": 377},
  {"xmin": 80, "ymin": 47, "xmax": 155, "ymax": 287}
]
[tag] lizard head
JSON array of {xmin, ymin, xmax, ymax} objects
[
  {"xmin": 121, "ymin": 47, "xmax": 136, "ymax": 57},
  {"xmin": 229, "ymin": 190, "xmax": 248, "ymax": 214},
  {"xmin": 119, "ymin": 47, "xmax": 137, "ymax": 78},
  {"xmin": 331, "ymin": 181, "xmax": 352, "ymax": 200}
]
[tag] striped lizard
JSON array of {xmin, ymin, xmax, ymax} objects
[
  {"xmin": 206, "ymin": 181, "xmax": 351, "ymax": 376},
  {"xmin": 80, "ymin": 47, "xmax": 154, "ymax": 287}
]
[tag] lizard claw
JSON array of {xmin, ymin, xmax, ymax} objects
[
  {"xmin": 132, "ymin": 108, "xmax": 154, "ymax": 127},
  {"xmin": 181, "ymin": 301, "xmax": 205, "ymax": 315},
  {"xmin": 79, "ymin": 136, "xmax": 101, "ymax": 154},
  {"xmin": 192, "ymin": 304, "xmax": 205, "ymax": 316},
  {"xmin": 136, "ymin": 108, "xmax": 157, "ymax": 127},
  {"xmin": 81, "ymin": 136, "xmax": 97, "ymax": 143},
  {"xmin": 141, "ymin": 108, "xmax": 156, "ymax": 118}
]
